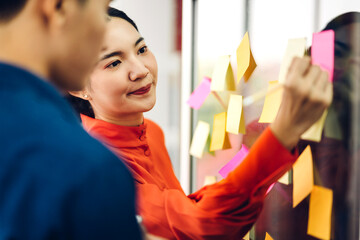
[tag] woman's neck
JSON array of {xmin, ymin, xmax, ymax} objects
[{"xmin": 94, "ymin": 112, "xmax": 144, "ymax": 127}]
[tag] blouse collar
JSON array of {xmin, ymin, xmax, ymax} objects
[{"xmin": 80, "ymin": 114, "xmax": 148, "ymax": 148}]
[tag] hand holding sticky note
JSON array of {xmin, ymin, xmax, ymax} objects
[
  {"xmin": 226, "ymin": 94, "xmax": 246, "ymax": 134},
  {"xmin": 187, "ymin": 77, "xmax": 211, "ymax": 109},
  {"xmin": 210, "ymin": 112, "xmax": 232, "ymax": 151},
  {"xmin": 312, "ymin": 30, "xmax": 335, "ymax": 82},
  {"xmin": 236, "ymin": 32, "xmax": 257, "ymax": 82},
  {"xmin": 293, "ymin": 145, "xmax": 314, "ymax": 208},
  {"xmin": 307, "ymin": 186, "xmax": 333, "ymax": 240},
  {"xmin": 189, "ymin": 121, "xmax": 210, "ymax": 158},
  {"xmin": 211, "ymin": 55, "xmax": 235, "ymax": 91}
]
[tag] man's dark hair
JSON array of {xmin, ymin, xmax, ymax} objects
[
  {"xmin": 67, "ymin": 7, "xmax": 139, "ymax": 118},
  {"xmin": 0, "ymin": 0, "xmax": 89, "ymax": 22},
  {"xmin": 0, "ymin": 0, "xmax": 27, "ymax": 22}
]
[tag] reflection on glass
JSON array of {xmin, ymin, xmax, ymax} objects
[{"xmin": 255, "ymin": 12, "xmax": 360, "ymax": 240}]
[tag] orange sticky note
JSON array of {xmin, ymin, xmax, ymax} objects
[
  {"xmin": 203, "ymin": 176, "xmax": 217, "ymax": 187},
  {"xmin": 210, "ymin": 112, "xmax": 232, "ymax": 151},
  {"xmin": 301, "ymin": 110, "xmax": 328, "ymax": 142},
  {"xmin": 293, "ymin": 145, "xmax": 314, "ymax": 208},
  {"xmin": 211, "ymin": 55, "xmax": 235, "ymax": 91},
  {"xmin": 236, "ymin": 32, "xmax": 257, "ymax": 82},
  {"xmin": 189, "ymin": 121, "xmax": 210, "ymax": 158},
  {"xmin": 265, "ymin": 232, "xmax": 274, "ymax": 240},
  {"xmin": 259, "ymin": 80, "xmax": 284, "ymax": 123},
  {"xmin": 307, "ymin": 186, "xmax": 333, "ymax": 240},
  {"xmin": 226, "ymin": 94, "xmax": 246, "ymax": 134}
]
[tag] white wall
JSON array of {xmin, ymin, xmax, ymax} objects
[{"xmin": 110, "ymin": 0, "xmax": 182, "ymax": 177}]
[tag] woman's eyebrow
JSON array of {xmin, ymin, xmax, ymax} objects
[
  {"xmin": 99, "ymin": 51, "xmax": 123, "ymax": 62},
  {"xmin": 135, "ymin": 37, "xmax": 145, "ymax": 47}
]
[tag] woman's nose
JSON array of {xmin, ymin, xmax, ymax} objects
[{"xmin": 129, "ymin": 58, "xmax": 149, "ymax": 81}]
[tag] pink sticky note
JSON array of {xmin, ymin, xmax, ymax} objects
[
  {"xmin": 219, "ymin": 144, "xmax": 249, "ymax": 178},
  {"xmin": 312, "ymin": 30, "xmax": 335, "ymax": 82},
  {"xmin": 187, "ymin": 77, "xmax": 211, "ymax": 109}
]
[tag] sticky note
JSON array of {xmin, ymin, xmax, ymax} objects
[
  {"xmin": 187, "ymin": 77, "xmax": 211, "ymax": 109},
  {"xmin": 226, "ymin": 94, "xmax": 246, "ymax": 134},
  {"xmin": 189, "ymin": 121, "xmax": 210, "ymax": 158},
  {"xmin": 210, "ymin": 112, "xmax": 232, "ymax": 151},
  {"xmin": 265, "ymin": 233, "xmax": 274, "ymax": 240},
  {"xmin": 307, "ymin": 186, "xmax": 333, "ymax": 240},
  {"xmin": 259, "ymin": 81, "xmax": 284, "ymax": 123},
  {"xmin": 211, "ymin": 55, "xmax": 235, "ymax": 91},
  {"xmin": 203, "ymin": 176, "xmax": 217, "ymax": 187},
  {"xmin": 312, "ymin": 30, "xmax": 335, "ymax": 82},
  {"xmin": 278, "ymin": 171, "xmax": 289, "ymax": 185},
  {"xmin": 324, "ymin": 106, "xmax": 342, "ymax": 140},
  {"xmin": 301, "ymin": 110, "xmax": 328, "ymax": 142},
  {"xmin": 218, "ymin": 144, "xmax": 249, "ymax": 178},
  {"xmin": 236, "ymin": 32, "xmax": 257, "ymax": 82},
  {"xmin": 279, "ymin": 38, "xmax": 306, "ymax": 84},
  {"xmin": 293, "ymin": 145, "xmax": 314, "ymax": 208},
  {"xmin": 243, "ymin": 232, "xmax": 250, "ymax": 240}
]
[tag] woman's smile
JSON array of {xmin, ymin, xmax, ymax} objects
[{"xmin": 128, "ymin": 83, "xmax": 152, "ymax": 96}]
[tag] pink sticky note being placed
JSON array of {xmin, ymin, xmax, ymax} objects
[
  {"xmin": 187, "ymin": 77, "xmax": 211, "ymax": 109},
  {"xmin": 219, "ymin": 144, "xmax": 249, "ymax": 178},
  {"xmin": 312, "ymin": 30, "xmax": 335, "ymax": 82}
]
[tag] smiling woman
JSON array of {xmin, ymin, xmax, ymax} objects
[{"xmin": 67, "ymin": 6, "xmax": 334, "ymax": 240}]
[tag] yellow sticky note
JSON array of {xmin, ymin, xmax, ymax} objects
[
  {"xmin": 259, "ymin": 81, "xmax": 284, "ymax": 123},
  {"xmin": 189, "ymin": 121, "xmax": 210, "ymax": 158},
  {"xmin": 226, "ymin": 95, "xmax": 246, "ymax": 134},
  {"xmin": 237, "ymin": 32, "xmax": 257, "ymax": 82},
  {"xmin": 279, "ymin": 38, "xmax": 306, "ymax": 84},
  {"xmin": 278, "ymin": 171, "xmax": 289, "ymax": 185},
  {"xmin": 243, "ymin": 232, "xmax": 250, "ymax": 240},
  {"xmin": 301, "ymin": 110, "xmax": 328, "ymax": 142},
  {"xmin": 203, "ymin": 176, "xmax": 217, "ymax": 186},
  {"xmin": 210, "ymin": 112, "xmax": 232, "ymax": 151},
  {"xmin": 293, "ymin": 145, "xmax": 314, "ymax": 208},
  {"xmin": 211, "ymin": 55, "xmax": 235, "ymax": 91},
  {"xmin": 307, "ymin": 186, "xmax": 333, "ymax": 240},
  {"xmin": 265, "ymin": 233, "xmax": 274, "ymax": 240}
]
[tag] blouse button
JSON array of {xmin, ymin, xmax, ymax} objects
[{"xmin": 144, "ymin": 148, "xmax": 151, "ymax": 156}]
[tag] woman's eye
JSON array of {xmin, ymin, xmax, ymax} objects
[
  {"xmin": 138, "ymin": 46, "xmax": 148, "ymax": 55},
  {"xmin": 106, "ymin": 60, "xmax": 121, "ymax": 69}
]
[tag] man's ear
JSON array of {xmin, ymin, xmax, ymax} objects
[
  {"xmin": 37, "ymin": 0, "xmax": 70, "ymax": 29},
  {"xmin": 68, "ymin": 90, "xmax": 92, "ymax": 101}
]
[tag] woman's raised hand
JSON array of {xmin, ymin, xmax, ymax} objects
[{"xmin": 270, "ymin": 56, "xmax": 333, "ymax": 150}]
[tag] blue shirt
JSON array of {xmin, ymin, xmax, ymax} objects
[{"xmin": 0, "ymin": 62, "xmax": 142, "ymax": 239}]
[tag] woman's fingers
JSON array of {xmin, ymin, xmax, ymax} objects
[{"xmin": 270, "ymin": 56, "xmax": 333, "ymax": 150}]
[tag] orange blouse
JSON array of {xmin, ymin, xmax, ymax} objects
[{"xmin": 81, "ymin": 115, "xmax": 297, "ymax": 240}]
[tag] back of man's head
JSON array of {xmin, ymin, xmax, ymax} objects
[
  {"xmin": 0, "ymin": 0, "xmax": 109, "ymax": 92},
  {"xmin": 0, "ymin": 0, "xmax": 27, "ymax": 22}
]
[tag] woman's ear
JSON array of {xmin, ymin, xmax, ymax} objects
[{"xmin": 68, "ymin": 90, "xmax": 92, "ymax": 100}]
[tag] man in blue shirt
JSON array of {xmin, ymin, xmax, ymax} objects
[{"xmin": 0, "ymin": 0, "xmax": 142, "ymax": 239}]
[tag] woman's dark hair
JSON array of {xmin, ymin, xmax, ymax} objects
[
  {"xmin": 323, "ymin": 11, "xmax": 360, "ymax": 32},
  {"xmin": 67, "ymin": 7, "xmax": 138, "ymax": 118}
]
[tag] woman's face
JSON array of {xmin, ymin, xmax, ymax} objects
[{"xmin": 88, "ymin": 17, "xmax": 158, "ymax": 120}]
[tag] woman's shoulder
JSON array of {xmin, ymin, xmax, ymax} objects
[{"xmin": 144, "ymin": 118, "xmax": 165, "ymax": 138}]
